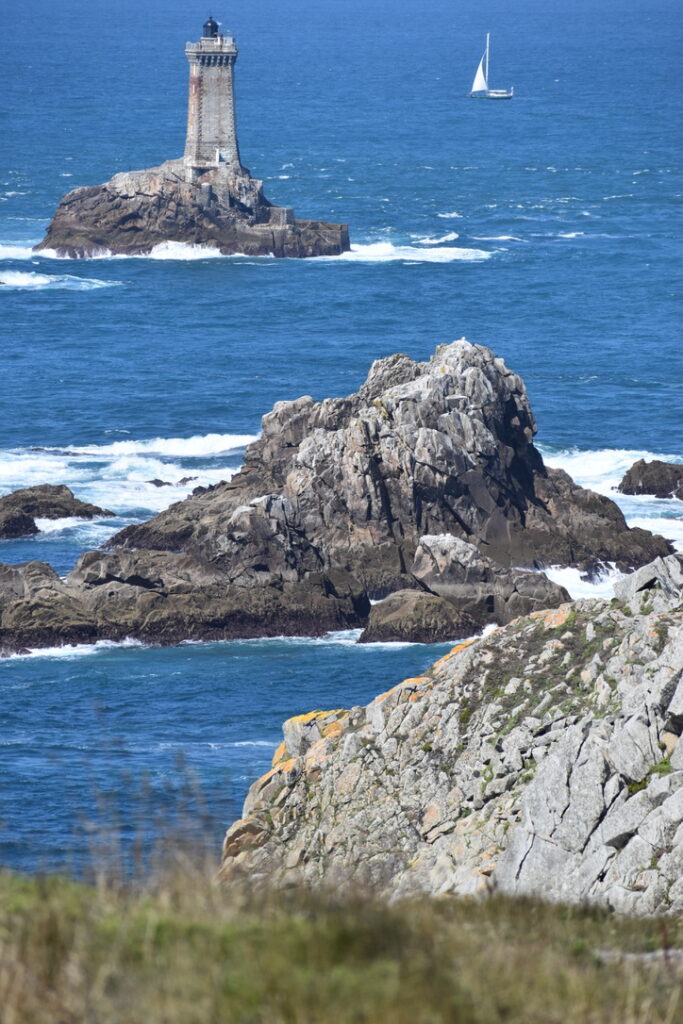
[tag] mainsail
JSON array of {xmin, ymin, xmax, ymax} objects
[{"xmin": 470, "ymin": 53, "xmax": 487, "ymax": 94}]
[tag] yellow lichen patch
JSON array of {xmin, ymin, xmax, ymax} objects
[
  {"xmin": 408, "ymin": 682, "xmax": 433, "ymax": 703},
  {"xmin": 255, "ymin": 758, "xmax": 297, "ymax": 791},
  {"xmin": 432, "ymin": 636, "xmax": 478, "ymax": 669},
  {"xmin": 285, "ymin": 708, "xmax": 347, "ymax": 727},
  {"xmin": 376, "ymin": 676, "xmax": 430, "ymax": 704},
  {"xmin": 321, "ymin": 719, "xmax": 345, "ymax": 739},
  {"xmin": 304, "ymin": 738, "xmax": 332, "ymax": 770},
  {"xmin": 541, "ymin": 606, "xmax": 574, "ymax": 630},
  {"xmin": 271, "ymin": 741, "xmax": 287, "ymax": 767}
]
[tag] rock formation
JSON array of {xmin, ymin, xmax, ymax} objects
[
  {"xmin": 358, "ymin": 590, "xmax": 481, "ymax": 645},
  {"xmin": 220, "ymin": 554, "xmax": 683, "ymax": 915},
  {"xmin": 111, "ymin": 340, "xmax": 671, "ymax": 586},
  {"xmin": 0, "ymin": 341, "xmax": 673, "ymax": 654},
  {"xmin": 35, "ymin": 162, "xmax": 349, "ymax": 259},
  {"xmin": 0, "ymin": 485, "xmax": 112, "ymax": 539},
  {"xmin": 618, "ymin": 459, "xmax": 683, "ymax": 501}
]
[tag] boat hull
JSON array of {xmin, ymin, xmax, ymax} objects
[{"xmin": 470, "ymin": 90, "xmax": 514, "ymax": 100}]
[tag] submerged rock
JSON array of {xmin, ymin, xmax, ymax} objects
[
  {"xmin": 220, "ymin": 563, "xmax": 683, "ymax": 915},
  {"xmin": 618, "ymin": 459, "xmax": 683, "ymax": 501},
  {"xmin": 0, "ymin": 484, "xmax": 112, "ymax": 539}
]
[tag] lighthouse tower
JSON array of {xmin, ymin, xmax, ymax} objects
[{"xmin": 184, "ymin": 16, "xmax": 241, "ymax": 172}]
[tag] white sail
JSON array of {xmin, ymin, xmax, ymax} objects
[{"xmin": 470, "ymin": 53, "xmax": 487, "ymax": 94}]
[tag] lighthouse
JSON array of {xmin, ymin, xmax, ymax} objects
[{"xmin": 184, "ymin": 16, "xmax": 241, "ymax": 172}]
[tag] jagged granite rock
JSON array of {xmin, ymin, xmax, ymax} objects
[
  {"xmin": 0, "ymin": 484, "xmax": 112, "ymax": 539},
  {"xmin": 35, "ymin": 162, "xmax": 349, "ymax": 259},
  {"xmin": 411, "ymin": 535, "xmax": 570, "ymax": 624},
  {"xmin": 113, "ymin": 340, "xmax": 671, "ymax": 593},
  {"xmin": 220, "ymin": 567, "xmax": 683, "ymax": 914},
  {"xmin": 618, "ymin": 459, "xmax": 683, "ymax": 501},
  {"xmin": 0, "ymin": 495, "xmax": 368, "ymax": 652},
  {"xmin": 358, "ymin": 590, "xmax": 481, "ymax": 644},
  {"xmin": 613, "ymin": 553, "xmax": 683, "ymax": 613},
  {"xmin": 0, "ymin": 342, "xmax": 673, "ymax": 653}
]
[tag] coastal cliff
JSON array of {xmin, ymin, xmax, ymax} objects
[
  {"xmin": 220, "ymin": 554, "xmax": 683, "ymax": 915},
  {"xmin": 35, "ymin": 161, "xmax": 349, "ymax": 259},
  {"xmin": 0, "ymin": 341, "xmax": 672, "ymax": 655}
]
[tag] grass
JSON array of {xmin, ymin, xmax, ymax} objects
[{"xmin": 0, "ymin": 865, "xmax": 681, "ymax": 1024}]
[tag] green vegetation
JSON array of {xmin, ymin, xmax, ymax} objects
[
  {"xmin": 628, "ymin": 758, "xmax": 674, "ymax": 795},
  {"xmin": 0, "ymin": 868, "xmax": 681, "ymax": 1024}
]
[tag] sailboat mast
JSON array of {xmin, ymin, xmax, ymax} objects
[{"xmin": 485, "ymin": 32, "xmax": 490, "ymax": 86}]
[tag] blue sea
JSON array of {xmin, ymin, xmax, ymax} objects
[{"xmin": 1, "ymin": 0, "xmax": 681, "ymax": 874}]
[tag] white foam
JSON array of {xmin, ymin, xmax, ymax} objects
[
  {"xmin": 544, "ymin": 565, "xmax": 625, "ymax": 601},
  {"xmin": 5, "ymin": 638, "xmax": 144, "ymax": 661},
  {"xmin": 437, "ymin": 211, "xmax": 463, "ymax": 219},
  {"xmin": 627, "ymin": 516, "xmax": 683, "ymax": 550},
  {"xmin": 145, "ymin": 241, "xmax": 227, "ymax": 260},
  {"xmin": 539, "ymin": 446, "xmax": 683, "ymax": 497},
  {"xmin": 540, "ymin": 446, "xmax": 683, "ymax": 555},
  {"xmin": 471, "ymin": 235, "xmax": 527, "ymax": 242},
  {"xmin": 32, "ymin": 515, "xmax": 113, "ymax": 534},
  {"xmin": 0, "ymin": 432, "xmax": 258, "ymax": 517},
  {"xmin": 413, "ymin": 232, "xmax": 460, "ymax": 244},
  {"xmin": 58, "ymin": 432, "xmax": 258, "ymax": 459},
  {"xmin": 0, "ymin": 270, "xmax": 119, "ymax": 291},
  {"xmin": 315, "ymin": 242, "xmax": 492, "ymax": 263},
  {"xmin": 0, "ymin": 242, "xmax": 65, "ymax": 260}
]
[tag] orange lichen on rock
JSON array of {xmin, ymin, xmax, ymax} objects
[
  {"xmin": 255, "ymin": 758, "xmax": 297, "ymax": 792},
  {"xmin": 285, "ymin": 709, "xmax": 346, "ymax": 727},
  {"xmin": 321, "ymin": 719, "xmax": 345, "ymax": 739},
  {"xmin": 376, "ymin": 675, "xmax": 430, "ymax": 704},
  {"xmin": 271, "ymin": 741, "xmax": 287, "ymax": 767},
  {"xmin": 526, "ymin": 604, "xmax": 574, "ymax": 630},
  {"xmin": 432, "ymin": 636, "xmax": 479, "ymax": 670}
]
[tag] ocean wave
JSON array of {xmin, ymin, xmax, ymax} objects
[
  {"xmin": 0, "ymin": 242, "xmax": 63, "ymax": 260},
  {"xmin": 32, "ymin": 515, "xmax": 114, "ymax": 534},
  {"xmin": 315, "ymin": 242, "xmax": 492, "ymax": 263},
  {"xmin": 470, "ymin": 235, "xmax": 527, "ymax": 242},
  {"xmin": 4, "ymin": 638, "xmax": 144, "ymax": 661},
  {"xmin": 413, "ymin": 232, "xmax": 460, "ymax": 244},
  {"xmin": 540, "ymin": 445, "xmax": 683, "ymax": 553},
  {"xmin": 144, "ymin": 241, "xmax": 229, "ymax": 260},
  {"xmin": 539, "ymin": 445, "xmax": 683, "ymax": 496},
  {"xmin": 543, "ymin": 565, "xmax": 624, "ymax": 601},
  {"xmin": 437, "ymin": 211, "xmax": 463, "ymax": 219},
  {"xmin": 0, "ymin": 270, "xmax": 119, "ymax": 290},
  {"xmin": 52, "ymin": 431, "xmax": 259, "ymax": 459},
  {"xmin": 0, "ymin": 432, "xmax": 257, "ymax": 517}
]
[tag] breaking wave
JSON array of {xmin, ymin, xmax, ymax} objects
[
  {"xmin": 0, "ymin": 432, "xmax": 258, "ymax": 518},
  {"xmin": 413, "ymin": 232, "xmax": 460, "ymax": 244},
  {"xmin": 540, "ymin": 445, "xmax": 683, "ymax": 553},
  {"xmin": 0, "ymin": 270, "xmax": 118, "ymax": 290},
  {"xmin": 315, "ymin": 241, "xmax": 492, "ymax": 263}
]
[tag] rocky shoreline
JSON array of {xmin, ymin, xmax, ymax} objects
[
  {"xmin": 220, "ymin": 553, "xmax": 683, "ymax": 915},
  {"xmin": 0, "ymin": 340, "xmax": 674, "ymax": 657}
]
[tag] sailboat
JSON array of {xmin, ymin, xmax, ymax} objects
[{"xmin": 470, "ymin": 34, "xmax": 514, "ymax": 99}]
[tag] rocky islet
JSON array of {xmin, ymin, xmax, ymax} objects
[{"xmin": 0, "ymin": 340, "xmax": 673, "ymax": 655}]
